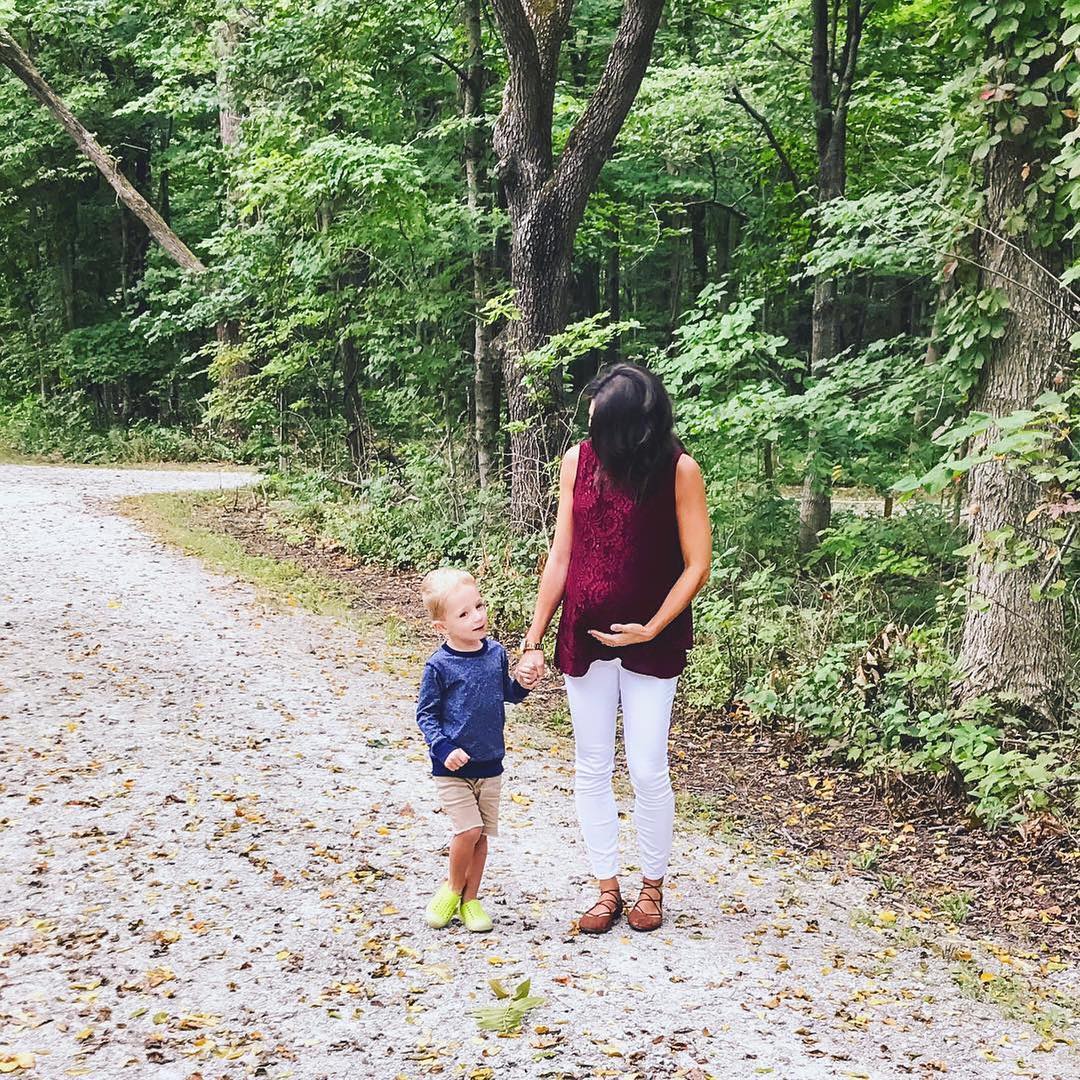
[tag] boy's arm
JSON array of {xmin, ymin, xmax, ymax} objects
[
  {"xmin": 501, "ymin": 646, "xmax": 531, "ymax": 704},
  {"xmin": 416, "ymin": 663, "xmax": 460, "ymax": 764}
]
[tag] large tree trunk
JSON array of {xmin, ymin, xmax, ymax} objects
[
  {"xmin": 501, "ymin": 200, "xmax": 577, "ymax": 525},
  {"xmin": 956, "ymin": 134, "xmax": 1069, "ymax": 719},
  {"xmin": 490, "ymin": 0, "xmax": 665, "ymax": 531},
  {"xmin": 0, "ymin": 29, "xmax": 205, "ymax": 273}
]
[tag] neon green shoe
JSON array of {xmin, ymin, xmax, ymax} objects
[
  {"xmin": 458, "ymin": 898, "xmax": 494, "ymax": 933},
  {"xmin": 424, "ymin": 884, "xmax": 461, "ymax": 928}
]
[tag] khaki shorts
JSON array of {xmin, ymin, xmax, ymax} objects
[{"xmin": 434, "ymin": 774, "xmax": 502, "ymax": 837}]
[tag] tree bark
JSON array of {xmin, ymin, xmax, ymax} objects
[
  {"xmin": 462, "ymin": 0, "xmax": 500, "ymax": 488},
  {"xmin": 955, "ymin": 132, "xmax": 1070, "ymax": 720},
  {"xmin": 211, "ymin": 16, "xmax": 251, "ymax": 441},
  {"xmin": 797, "ymin": 0, "xmax": 866, "ymax": 553},
  {"xmin": 689, "ymin": 198, "xmax": 707, "ymax": 298},
  {"xmin": 489, "ymin": 0, "xmax": 666, "ymax": 531},
  {"xmin": 0, "ymin": 29, "xmax": 205, "ymax": 274},
  {"xmin": 606, "ymin": 221, "xmax": 622, "ymax": 363}
]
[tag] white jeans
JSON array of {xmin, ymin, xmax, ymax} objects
[{"xmin": 564, "ymin": 659, "xmax": 678, "ymax": 880}]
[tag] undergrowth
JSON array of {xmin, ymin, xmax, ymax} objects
[
  {"xmin": 256, "ymin": 454, "xmax": 1080, "ymax": 833},
  {"xmin": 0, "ymin": 394, "xmax": 234, "ymax": 464}
]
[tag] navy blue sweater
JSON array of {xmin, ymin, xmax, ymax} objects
[{"xmin": 415, "ymin": 639, "xmax": 530, "ymax": 777}]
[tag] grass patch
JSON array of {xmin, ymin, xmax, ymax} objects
[
  {"xmin": 123, "ymin": 489, "xmax": 383, "ymax": 633},
  {"xmin": 951, "ymin": 960, "xmax": 1078, "ymax": 1040}
]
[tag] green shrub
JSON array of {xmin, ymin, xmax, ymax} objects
[
  {"xmin": 744, "ymin": 625, "xmax": 1079, "ymax": 827},
  {"xmin": 0, "ymin": 394, "xmax": 233, "ymax": 463},
  {"xmin": 264, "ymin": 452, "xmax": 1079, "ymax": 831}
]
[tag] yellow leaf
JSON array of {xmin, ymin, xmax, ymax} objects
[
  {"xmin": 598, "ymin": 1045, "xmax": 624, "ymax": 1057},
  {"xmin": 510, "ymin": 794, "xmax": 532, "ymax": 806},
  {"xmin": 107, "ymin": 599, "xmax": 121, "ymax": 609},
  {"xmin": 75, "ymin": 1028, "xmax": 93, "ymax": 1042},
  {"xmin": 380, "ymin": 904, "xmax": 399, "ymax": 916},
  {"xmin": 877, "ymin": 910, "xmax": 897, "ymax": 926},
  {"xmin": 748, "ymin": 874, "xmax": 765, "ymax": 886},
  {"xmin": 0, "ymin": 1053, "xmax": 34, "ymax": 1073},
  {"xmin": 276, "ymin": 949, "xmax": 291, "ymax": 961},
  {"xmin": 487, "ymin": 956, "xmax": 505, "ymax": 966},
  {"xmin": 979, "ymin": 971, "xmax": 995, "ymax": 983}
]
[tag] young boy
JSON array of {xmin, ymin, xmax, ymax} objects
[{"xmin": 416, "ymin": 567, "xmax": 538, "ymax": 931}]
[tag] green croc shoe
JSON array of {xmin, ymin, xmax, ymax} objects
[
  {"xmin": 458, "ymin": 898, "xmax": 494, "ymax": 933},
  {"xmin": 424, "ymin": 884, "xmax": 462, "ymax": 928}
]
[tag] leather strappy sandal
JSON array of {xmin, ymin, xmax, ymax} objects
[
  {"xmin": 627, "ymin": 878, "xmax": 663, "ymax": 932},
  {"xmin": 578, "ymin": 887, "xmax": 623, "ymax": 934}
]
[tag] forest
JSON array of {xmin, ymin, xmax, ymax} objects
[{"xmin": 1, "ymin": 0, "xmax": 1079, "ymax": 834}]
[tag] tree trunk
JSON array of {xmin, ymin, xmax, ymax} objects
[
  {"xmin": 212, "ymin": 16, "xmax": 250, "ymax": 439},
  {"xmin": 0, "ymin": 29, "xmax": 205, "ymax": 273},
  {"xmin": 797, "ymin": 0, "xmax": 865, "ymax": 553},
  {"xmin": 956, "ymin": 134, "xmax": 1069, "ymax": 720},
  {"xmin": 665, "ymin": 202, "xmax": 684, "ymax": 342},
  {"xmin": 490, "ymin": 0, "xmax": 666, "ymax": 532},
  {"xmin": 501, "ymin": 205, "xmax": 576, "ymax": 527},
  {"xmin": 463, "ymin": 0, "xmax": 500, "ymax": 487},
  {"xmin": 689, "ymin": 199, "xmax": 707, "ymax": 299},
  {"xmin": 606, "ymin": 221, "xmax": 621, "ymax": 363}
]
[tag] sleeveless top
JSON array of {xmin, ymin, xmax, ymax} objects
[{"xmin": 554, "ymin": 440, "xmax": 693, "ymax": 679}]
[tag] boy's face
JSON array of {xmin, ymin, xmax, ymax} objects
[{"xmin": 434, "ymin": 580, "xmax": 488, "ymax": 647}]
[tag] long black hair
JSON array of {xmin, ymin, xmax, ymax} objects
[{"xmin": 586, "ymin": 362, "xmax": 679, "ymax": 501}]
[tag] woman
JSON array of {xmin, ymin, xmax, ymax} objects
[{"xmin": 516, "ymin": 363, "xmax": 711, "ymax": 933}]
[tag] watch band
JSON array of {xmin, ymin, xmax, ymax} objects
[{"xmin": 522, "ymin": 641, "xmax": 544, "ymax": 652}]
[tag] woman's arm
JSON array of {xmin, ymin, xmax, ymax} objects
[
  {"xmin": 588, "ymin": 454, "xmax": 711, "ymax": 647},
  {"xmin": 516, "ymin": 445, "xmax": 578, "ymax": 680}
]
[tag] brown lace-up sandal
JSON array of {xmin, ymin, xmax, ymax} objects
[
  {"xmin": 578, "ymin": 887, "xmax": 623, "ymax": 934},
  {"xmin": 627, "ymin": 878, "xmax": 663, "ymax": 932}
]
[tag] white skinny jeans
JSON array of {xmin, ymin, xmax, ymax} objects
[{"xmin": 564, "ymin": 658, "xmax": 678, "ymax": 880}]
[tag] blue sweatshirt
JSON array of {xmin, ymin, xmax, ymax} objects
[{"xmin": 415, "ymin": 639, "xmax": 530, "ymax": 778}]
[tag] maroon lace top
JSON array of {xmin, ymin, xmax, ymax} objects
[{"xmin": 554, "ymin": 440, "xmax": 693, "ymax": 679}]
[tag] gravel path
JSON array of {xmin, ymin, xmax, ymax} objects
[{"xmin": 0, "ymin": 464, "xmax": 1076, "ymax": 1080}]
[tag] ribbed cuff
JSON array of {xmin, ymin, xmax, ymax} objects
[{"xmin": 429, "ymin": 736, "xmax": 459, "ymax": 766}]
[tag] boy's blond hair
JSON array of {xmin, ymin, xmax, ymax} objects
[{"xmin": 421, "ymin": 566, "xmax": 476, "ymax": 620}]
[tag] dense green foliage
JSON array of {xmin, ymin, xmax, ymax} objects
[{"xmin": 1, "ymin": 0, "xmax": 1078, "ymax": 827}]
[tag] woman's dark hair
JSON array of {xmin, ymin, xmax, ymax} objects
[{"xmin": 586, "ymin": 362, "xmax": 679, "ymax": 501}]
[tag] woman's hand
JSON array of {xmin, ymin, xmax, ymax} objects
[
  {"xmin": 588, "ymin": 623, "xmax": 655, "ymax": 648},
  {"xmin": 516, "ymin": 649, "xmax": 546, "ymax": 686}
]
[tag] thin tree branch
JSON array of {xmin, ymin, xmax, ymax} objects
[
  {"xmin": 705, "ymin": 13, "xmax": 811, "ymax": 70},
  {"xmin": 431, "ymin": 50, "xmax": 475, "ymax": 91},
  {"xmin": 725, "ymin": 82, "xmax": 809, "ymax": 205}
]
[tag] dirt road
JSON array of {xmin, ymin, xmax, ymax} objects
[{"xmin": 1, "ymin": 464, "xmax": 1075, "ymax": 1079}]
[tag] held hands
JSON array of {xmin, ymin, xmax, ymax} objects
[
  {"xmin": 444, "ymin": 748, "xmax": 471, "ymax": 771},
  {"xmin": 514, "ymin": 665, "xmax": 541, "ymax": 690},
  {"xmin": 515, "ymin": 649, "xmax": 545, "ymax": 687},
  {"xmin": 587, "ymin": 622, "xmax": 655, "ymax": 648}
]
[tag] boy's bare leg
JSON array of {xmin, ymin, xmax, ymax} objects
[
  {"xmin": 448, "ymin": 827, "xmax": 483, "ymax": 894},
  {"xmin": 461, "ymin": 835, "xmax": 488, "ymax": 902}
]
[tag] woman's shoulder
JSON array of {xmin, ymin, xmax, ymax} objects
[
  {"xmin": 560, "ymin": 441, "xmax": 585, "ymax": 484},
  {"xmin": 675, "ymin": 451, "xmax": 701, "ymax": 477}
]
